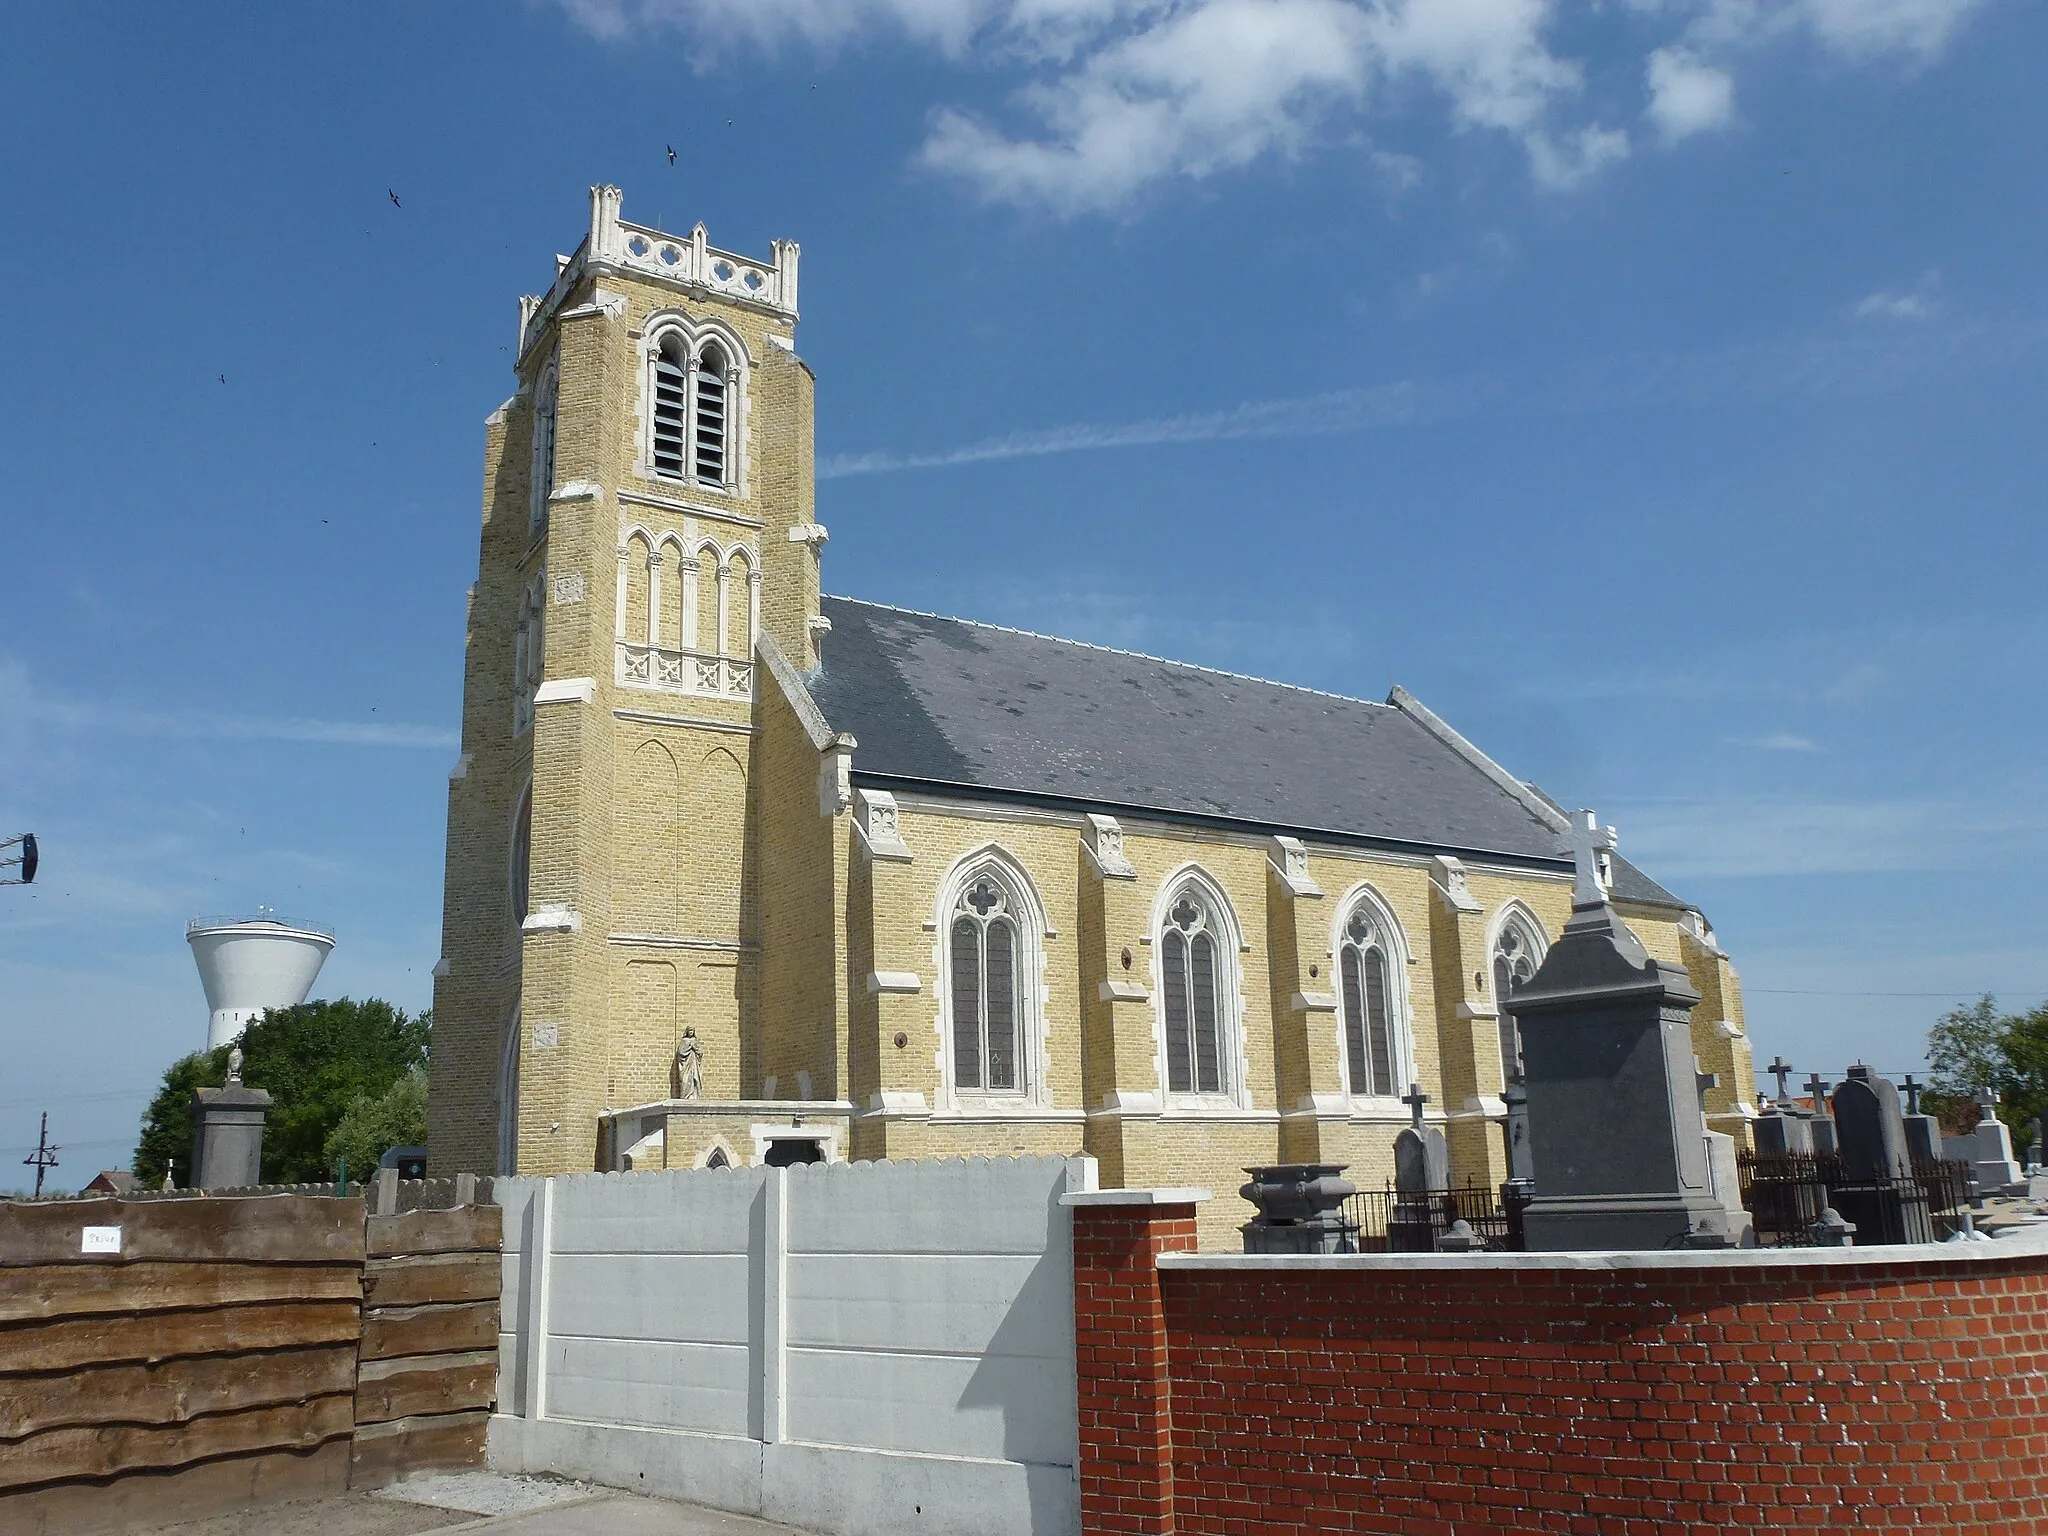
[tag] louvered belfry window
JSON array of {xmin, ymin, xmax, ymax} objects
[
  {"xmin": 949, "ymin": 876, "xmax": 1020, "ymax": 1093},
  {"xmin": 1162, "ymin": 890, "xmax": 1225, "ymax": 1094},
  {"xmin": 651, "ymin": 336, "xmax": 689, "ymax": 477},
  {"xmin": 693, "ymin": 344, "xmax": 728, "ymax": 485},
  {"xmin": 1339, "ymin": 905, "xmax": 1397, "ymax": 1096}
]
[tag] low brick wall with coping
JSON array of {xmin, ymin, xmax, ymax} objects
[{"xmin": 1066, "ymin": 1192, "xmax": 2048, "ymax": 1534}]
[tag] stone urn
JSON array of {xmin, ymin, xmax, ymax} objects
[{"xmin": 1239, "ymin": 1164, "xmax": 1358, "ymax": 1254}]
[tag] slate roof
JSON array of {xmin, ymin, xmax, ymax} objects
[{"xmin": 808, "ymin": 595, "xmax": 1687, "ymax": 908}]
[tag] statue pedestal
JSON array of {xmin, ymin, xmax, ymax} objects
[{"xmin": 191, "ymin": 1082, "xmax": 272, "ymax": 1190}]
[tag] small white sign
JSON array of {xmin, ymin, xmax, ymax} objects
[
  {"xmin": 552, "ymin": 573, "xmax": 586, "ymax": 606},
  {"xmin": 81, "ymin": 1226, "xmax": 122, "ymax": 1255},
  {"xmin": 532, "ymin": 1023, "xmax": 560, "ymax": 1049}
]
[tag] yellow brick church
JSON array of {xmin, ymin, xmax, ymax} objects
[{"xmin": 428, "ymin": 186, "xmax": 1756, "ymax": 1240}]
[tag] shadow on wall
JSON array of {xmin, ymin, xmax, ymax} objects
[{"xmin": 956, "ymin": 1171, "xmax": 1081, "ymax": 1526}]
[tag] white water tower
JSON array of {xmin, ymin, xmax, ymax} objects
[{"xmin": 186, "ymin": 911, "xmax": 336, "ymax": 1050}]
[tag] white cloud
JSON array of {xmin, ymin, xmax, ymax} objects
[
  {"xmin": 1646, "ymin": 47, "xmax": 1735, "ymax": 139},
  {"xmin": 561, "ymin": 0, "xmax": 1988, "ymax": 212}
]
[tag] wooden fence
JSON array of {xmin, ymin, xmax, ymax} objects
[{"xmin": 0, "ymin": 1192, "xmax": 500, "ymax": 1534}]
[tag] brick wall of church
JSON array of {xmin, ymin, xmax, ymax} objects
[{"xmin": 1073, "ymin": 1199, "xmax": 2048, "ymax": 1534}]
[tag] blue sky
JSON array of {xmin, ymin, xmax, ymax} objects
[{"xmin": 3, "ymin": 0, "xmax": 2044, "ymax": 1187}]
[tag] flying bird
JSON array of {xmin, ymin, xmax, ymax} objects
[
  {"xmin": 219, "ymin": 374, "xmax": 226, "ymax": 384},
  {"xmin": 667, "ymin": 145, "xmax": 676, "ymax": 164},
  {"xmin": 388, "ymin": 189, "xmax": 401, "ymax": 207}
]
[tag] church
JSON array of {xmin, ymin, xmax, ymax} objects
[{"xmin": 427, "ymin": 186, "xmax": 1756, "ymax": 1243}]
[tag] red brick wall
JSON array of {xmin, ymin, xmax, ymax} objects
[{"xmin": 1071, "ymin": 1204, "xmax": 2048, "ymax": 1534}]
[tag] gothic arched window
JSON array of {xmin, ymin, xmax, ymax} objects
[
  {"xmin": 949, "ymin": 873, "xmax": 1022, "ymax": 1093},
  {"xmin": 1161, "ymin": 884, "xmax": 1231, "ymax": 1095},
  {"xmin": 531, "ymin": 365, "xmax": 557, "ymax": 528},
  {"xmin": 1492, "ymin": 908, "xmax": 1546, "ymax": 1086},
  {"xmin": 651, "ymin": 334, "xmax": 690, "ymax": 478},
  {"xmin": 693, "ymin": 342, "xmax": 729, "ymax": 485},
  {"xmin": 509, "ymin": 783, "xmax": 532, "ymax": 930},
  {"xmin": 1338, "ymin": 901, "xmax": 1400, "ymax": 1097}
]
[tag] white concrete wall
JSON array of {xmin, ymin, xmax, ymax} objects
[{"xmin": 491, "ymin": 1154, "xmax": 1092, "ymax": 1536}]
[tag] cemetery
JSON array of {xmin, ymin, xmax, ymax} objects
[{"xmin": 13, "ymin": 825, "xmax": 2046, "ymax": 1534}]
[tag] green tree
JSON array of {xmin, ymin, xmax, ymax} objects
[
  {"xmin": 1923, "ymin": 994, "xmax": 2048, "ymax": 1143},
  {"xmin": 132, "ymin": 1000, "xmax": 430, "ymax": 1186},
  {"xmin": 323, "ymin": 1067, "xmax": 429, "ymax": 1177}
]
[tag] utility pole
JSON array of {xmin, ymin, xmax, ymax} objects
[{"xmin": 24, "ymin": 1112, "xmax": 59, "ymax": 1197}]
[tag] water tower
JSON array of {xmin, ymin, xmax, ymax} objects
[{"xmin": 186, "ymin": 911, "xmax": 336, "ymax": 1050}]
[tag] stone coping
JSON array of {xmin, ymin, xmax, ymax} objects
[
  {"xmin": 1157, "ymin": 1221, "xmax": 2048, "ymax": 1273},
  {"xmin": 1063, "ymin": 1188, "xmax": 1213, "ymax": 1208}
]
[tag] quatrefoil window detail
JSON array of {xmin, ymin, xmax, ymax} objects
[
  {"xmin": 1161, "ymin": 886, "xmax": 1226, "ymax": 1095},
  {"xmin": 950, "ymin": 871, "xmax": 1024, "ymax": 1094}
]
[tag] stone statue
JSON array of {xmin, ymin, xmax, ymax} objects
[
  {"xmin": 227, "ymin": 1046, "xmax": 244, "ymax": 1085},
  {"xmin": 674, "ymin": 1027, "xmax": 702, "ymax": 1101}
]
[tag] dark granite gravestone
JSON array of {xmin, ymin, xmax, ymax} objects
[
  {"xmin": 1753, "ymin": 1108, "xmax": 1815, "ymax": 1157},
  {"xmin": 190, "ymin": 1048, "xmax": 272, "ymax": 1190},
  {"xmin": 1502, "ymin": 1077, "xmax": 1534, "ymax": 1182},
  {"xmin": 1828, "ymin": 1065, "xmax": 1934, "ymax": 1244},
  {"xmin": 1515, "ymin": 812, "xmax": 1742, "ymax": 1251},
  {"xmin": 1899, "ymin": 1073, "xmax": 1944, "ymax": 1167}
]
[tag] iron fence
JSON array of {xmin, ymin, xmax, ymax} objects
[
  {"xmin": 1737, "ymin": 1150, "xmax": 1972, "ymax": 1246},
  {"xmin": 1343, "ymin": 1182, "xmax": 1528, "ymax": 1252}
]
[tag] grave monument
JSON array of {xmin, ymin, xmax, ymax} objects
[{"xmin": 1514, "ymin": 813, "xmax": 1745, "ymax": 1251}]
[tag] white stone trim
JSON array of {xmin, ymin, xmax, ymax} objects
[
  {"xmin": 534, "ymin": 678, "xmax": 595, "ymax": 706},
  {"xmin": 1430, "ymin": 854, "xmax": 1484, "ymax": 913},
  {"xmin": 611, "ymin": 709, "xmax": 754, "ymax": 736},
  {"xmin": 431, "ymin": 957, "xmax": 452, "ymax": 980},
  {"xmin": 616, "ymin": 486, "xmax": 764, "ymax": 533},
  {"xmin": 854, "ymin": 788, "xmax": 912, "ymax": 862},
  {"xmin": 786, "ymin": 523, "xmax": 829, "ymax": 547},
  {"xmin": 1290, "ymin": 991, "xmax": 1340, "ymax": 1014},
  {"xmin": 756, "ymin": 634, "xmax": 837, "ymax": 752},
  {"xmin": 1098, "ymin": 979, "xmax": 1150, "ymax": 1004},
  {"xmin": 863, "ymin": 1090, "xmax": 931, "ymax": 1116},
  {"xmin": 1268, "ymin": 835, "xmax": 1322, "ymax": 897},
  {"xmin": 549, "ymin": 479, "xmax": 602, "ymax": 503},
  {"xmin": 1081, "ymin": 813, "xmax": 1137, "ymax": 880},
  {"xmin": 522, "ymin": 906, "xmax": 582, "ymax": 935},
  {"xmin": 818, "ymin": 736, "xmax": 855, "ymax": 817},
  {"xmin": 749, "ymin": 1123, "xmax": 842, "ymax": 1165},
  {"xmin": 448, "ymin": 753, "xmax": 472, "ymax": 782},
  {"xmin": 868, "ymin": 971, "xmax": 922, "ymax": 995},
  {"xmin": 1061, "ymin": 1187, "xmax": 1212, "ymax": 1208}
]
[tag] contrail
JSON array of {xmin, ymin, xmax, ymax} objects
[{"xmin": 818, "ymin": 316, "xmax": 2048, "ymax": 480}]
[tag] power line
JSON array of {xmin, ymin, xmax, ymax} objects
[{"xmin": 1748, "ymin": 987, "xmax": 2048, "ymax": 999}]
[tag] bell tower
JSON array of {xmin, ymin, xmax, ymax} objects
[{"xmin": 429, "ymin": 186, "xmax": 820, "ymax": 1175}]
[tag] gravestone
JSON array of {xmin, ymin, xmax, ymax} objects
[
  {"xmin": 1899, "ymin": 1074, "xmax": 1943, "ymax": 1166},
  {"xmin": 1515, "ymin": 812, "xmax": 1742, "ymax": 1251},
  {"xmin": 1753, "ymin": 1107, "xmax": 1814, "ymax": 1157},
  {"xmin": 1828, "ymin": 1065, "xmax": 1934, "ymax": 1244},
  {"xmin": 1805, "ymin": 1074, "xmax": 1840, "ymax": 1157},
  {"xmin": 2025, "ymin": 1117, "xmax": 2043, "ymax": 1174},
  {"xmin": 1766, "ymin": 1055, "xmax": 1798, "ymax": 1109},
  {"xmin": 1389, "ymin": 1085, "xmax": 1450, "ymax": 1252},
  {"xmin": 1944, "ymin": 1086, "xmax": 2023, "ymax": 1194},
  {"xmin": 190, "ymin": 1047, "xmax": 271, "ymax": 1190},
  {"xmin": 1502, "ymin": 1077, "xmax": 1534, "ymax": 1182},
  {"xmin": 1697, "ymin": 1064, "xmax": 1754, "ymax": 1246}
]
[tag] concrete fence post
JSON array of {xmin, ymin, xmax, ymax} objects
[
  {"xmin": 1062, "ymin": 1188, "xmax": 1207, "ymax": 1536},
  {"xmin": 759, "ymin": 1166, "xmax": 788, "ymax": 1446},
  {"xmin": 520, "ymin": 1179, "xmax": 555, "ymax": 1421}
]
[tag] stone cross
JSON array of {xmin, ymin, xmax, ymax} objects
[
  {"xmin": 1402, "ymin": 1082, "xmax": 1428, "ymax": 1131},
  {"xmin": 1901, "ymin": 1074, "xmax": 1922, "ymax": 1116},
  {"xmin": 1768, "ymin": 1056, "xmax": 1795, "ymax": 1104},
  {"xmin": 1978, "ymin": 1084, "xmax": 2000, "ymax": 1117},
  {"xmin": 1569, "ymin": 809, "xmax": 1618, "ymax": 908},
  {"xmin": 1805, "ymin": 1073, "xmax": 1829, "ymax": 1113}
]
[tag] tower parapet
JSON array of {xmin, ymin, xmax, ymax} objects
[{"xmin": 518, "ymin": 185, "xmax": 800, "ymax": 363}]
